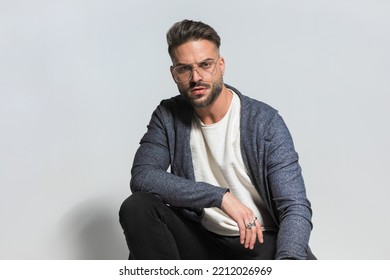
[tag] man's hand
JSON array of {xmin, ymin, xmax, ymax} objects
[{"xmin": 220, "ymin": 191, "xmax": 264, "ymax": 249}]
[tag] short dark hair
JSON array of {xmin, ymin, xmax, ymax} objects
[{"xmin": 166, "ymin": 19, "xmax": 221, "ymax": 59}]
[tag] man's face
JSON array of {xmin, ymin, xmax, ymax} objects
[{"xmin": 170, "ymin": 40, "xmax": 225, "ymax": 109}]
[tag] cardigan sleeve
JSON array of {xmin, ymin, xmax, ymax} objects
[{"xmin": 264, "ymin": 113, "xmax": 313, "ymax": 259}]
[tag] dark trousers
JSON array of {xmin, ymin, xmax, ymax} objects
[{"xmin": 119, "ymin": 192, "xmax": 278, "ymax": 260}]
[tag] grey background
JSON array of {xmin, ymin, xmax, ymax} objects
[{"xmin": 1, "ymin": 0, "xmax": 389, "ymax": 259}]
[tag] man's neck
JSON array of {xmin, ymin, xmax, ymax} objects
[{"xmin": 195, "ymin": 86, "xmax": 233, "ymax": 125}]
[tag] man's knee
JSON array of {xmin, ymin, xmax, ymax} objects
[{"xmin": 119, "ymin": 192, "xmax": 163, "ymax": 221}]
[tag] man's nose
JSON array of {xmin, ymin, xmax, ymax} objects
[{"xmin": 190, "ymin": 67, "xmax": 203, "ymax": 82}]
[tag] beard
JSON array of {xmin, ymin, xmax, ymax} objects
[{"xmin": 178, "ymin": 78, "xmax": 224, "ymax": 109}]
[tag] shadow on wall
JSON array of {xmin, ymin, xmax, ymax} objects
[{"xmin": 58, "ymin": 196, "xmax": 128, "ymax": 259}]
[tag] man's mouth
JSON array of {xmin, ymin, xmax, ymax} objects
[
  {"xmin": 190, "ymin": 83, "xmax": 210, "ymax": 95},
  {"xmin": 191, "ymin": 87, "xmax": 207, "ymax": 94}
]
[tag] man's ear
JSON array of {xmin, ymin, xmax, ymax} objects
[{"xmin": 219, "ymin": 57, "xmax": 225, "ymax": 75}]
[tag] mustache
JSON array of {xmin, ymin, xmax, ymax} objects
[{"xmin": 190, "ymin": 82, "xmax": 211, "ymax": 89}]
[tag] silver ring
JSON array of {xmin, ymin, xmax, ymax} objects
[{"xmin": 245, "ymin": 217, "xmax": 257, "ymax": 229}]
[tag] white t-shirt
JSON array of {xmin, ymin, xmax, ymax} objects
[{"xmin": 190, "ymin": 90, "xmax": 274, "ymax": 236}]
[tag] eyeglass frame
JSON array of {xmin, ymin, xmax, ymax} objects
[{"xmin": 170, "ymin": 57, "xmax": 220, "ymax": 83}]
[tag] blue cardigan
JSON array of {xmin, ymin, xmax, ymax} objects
[{"xmin": 130, "ymin": 84, "xmax": 313, "ymax": 259}]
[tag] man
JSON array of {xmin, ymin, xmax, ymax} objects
[{"xmin": 119, "ymin": 19, "xmax": 315, "ymax": 260}]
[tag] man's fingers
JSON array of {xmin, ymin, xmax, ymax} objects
[
  {"xmin": 249, "ymin": 226, "xmax": 257, "ymax": 249},
  {"xmin": 243, "ymin": 217, "xmax": 263, "ymax": 249},
  {"xmin": 256, "ymin": 221, "xmax": 264, "ymax": 244},
  {"xmin": 238, "ymin": 221, "xmax": 246, "ymax": 245},
  {"xmin": 244, "ymin": 226, "xmax": 252, "ymax": 248}
]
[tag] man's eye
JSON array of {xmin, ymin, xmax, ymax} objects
[
  {"xmin": 176, "ymin": 65, "xmax": 192, "ymax": 73},
  {"xmin": 200, "ymin": 61, "xmax": 211, "ymax": 68},
  {"xmin": 199, "ymin": 61, "xmax": 212, "ymax": 69}
]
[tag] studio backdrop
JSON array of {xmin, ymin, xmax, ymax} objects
[{"xmin": 1, "ymin": 0, "xmax": 389, "ymax": 259}]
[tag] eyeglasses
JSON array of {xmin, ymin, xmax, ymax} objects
[{"xmin": 171, "ymin": 58, "xmax": 219, "ymax": 83}]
